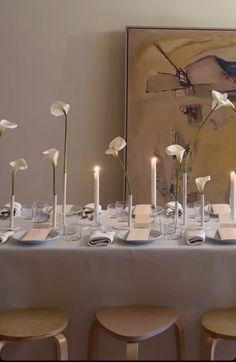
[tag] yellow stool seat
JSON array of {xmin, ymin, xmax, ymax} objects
[
  {"xmin": 0, "ymin": 308, "xmax": 68, "ymax": 360},
  {"xmin": 88, "ymin": 305, "xmax": 184, "ymax": 360}
]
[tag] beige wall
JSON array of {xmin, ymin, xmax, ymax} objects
[{"xmin": 0, "ymin": 0, "xmax": 235, "ymax": 207}]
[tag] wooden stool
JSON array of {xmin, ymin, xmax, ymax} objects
[
  {"xmin": 88, "ymin": 305, "xmax": 184, "ymax": 360},
  {"xmin": 0, "ymin": 308, "xmax": 68, "ymax": 360},
  {"xmin": 201, "ymin": 307, "xmax": 236, "ymax": 360}
]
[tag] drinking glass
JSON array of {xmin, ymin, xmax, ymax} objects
[
  {"xmin": 22, "ymin": 204, "xmax": 33, "ymax": 220},
  {"xmin": 159, "ymin": 211, "xmax": 179, "ymax": 239},
  {"xmin": 32, "ymin": 202, "xmax": 49, "ymax": 223},
  {"xmin": 194, "ymin": 201, "xmax": 211, "ymax": 222},
  {"xmin": 61, "ymin": 215, "xmax": 82, "ymax": 241},
  {"xmin": 115, "ymin": 201, "xmax": 129, "ymax": 222},
  {"xmin": 107, "ymin": 203, "xmax": 117, "ymax": 219}
]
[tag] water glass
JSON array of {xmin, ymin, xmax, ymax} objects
[
  {"xmin": 159, "ymin": 212, "xmax": 179, "ymax": 239},
  {"xmin": 22, "ymin": 204, "xmax": 33, "ymax": 220},
  {"xmin": 194, "ymin": 201, "xmax": 211, "ymax": 222},
  {"xmin": 32, "ymin": 202, "xmax": 49, "ymax": 223},
  {"xmin": 61, "ymin": 215, "xmax": 81, "ymax": 241},
  {"xmin": 115, "ymin": 201, "xmax": 128, "ymax": 222},
  {"xmin": 107, "ymin": 203, "xmax": 117, "ymax": 219}
]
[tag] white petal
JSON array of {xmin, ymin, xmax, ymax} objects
[
  {"xmin": 0, "ymin": 119, "xmax": 18, "ymax": 129},
  {"xmin": 10, "ymin": 158, "xmax": 27, "ymax": 171},
  {"xmin": 195, "ymin": 175, "xmax": 211, "ymax": 193},
  {"xmin": 50, "ymin": 101, "xmax": 70, "ymax": 116},
  {"xmin": 43, "ymin": 148, "xmax": 59, "ymax": 166},
  {"xmin": 211, "ymin": 90, "xmax": 235, "ymax": 110},
  {"xmin": 166, "ymin": 144, "xmax": 185, "ymax": 163},
  {"xmin": 105, "ymin": 149, "xmax": 114, "ymax": 155},
  {"xmin": 106, "ymin": 137, "xmax": 127, "ymax": 155}
]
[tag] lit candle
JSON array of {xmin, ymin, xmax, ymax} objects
[
  {"xmin": 94, "ymin": 166, "xmax": 100, "ymax": 223},
  {"xmin": 151, "ymin": 157, "xmax": 157, "ymax": 208},
  {"xmin": 230, "ymin": 171, "xmax": 236, "ymax": 216}
]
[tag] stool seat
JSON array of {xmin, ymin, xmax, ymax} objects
[
  {"xmin": 0, "ymin": 308, "xmax": 68, "ymax": 360},
  {"xmin": 88, "ymin": 305, "xmax": 184, "ymax": 360},
  {"xmin": 96, "ymin": 306, "xmax": 177, "ymax": 341},
  {"xmin": 201, "ymin": 307, "xmax": 236, "ymax": 360}
]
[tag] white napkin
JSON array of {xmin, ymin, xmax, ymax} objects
[
  {"xmin": 166, "ymin": 201, "xmax": 183, "ymax": 216},
  {"xmin": 82, "ymin": 203, "xmax": 102, "ymax": 219},
  {"xmin": 184, "ymin": 229, "xmax": 205, "ymax": 246},
  {"xmin": 0, "ymin": 230, "xmax": 14, "ymax": 244},
  {"xmin": 88, "ymin": 229, "xmax": 115, "ymax": 247},
  {"xmin": 4, "ymin": 202, "xmax": 22, "ymax": 217}
]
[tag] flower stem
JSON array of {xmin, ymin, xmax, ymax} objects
[
  {"xmin": 11, "ymin": 171, "xmax": 15, "ymax": 196},
  {"xmin": 63, "ymin": 110, "xmax": 68, "ymax": 174},
  {"xmin": 53, "ymin": 163, "xmax": 56, "ymax": 196},
  {"xmin": 183, "ymin": 104, "xmax": 217, "ymax": 172},
  {"xmin": 175, "ymin": 161, "xmax": 180, "ymax": 202},
  {"xmin": 116, "ymin": 154, "xmax": 132, "ymax": 195}
]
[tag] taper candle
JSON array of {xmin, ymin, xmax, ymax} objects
[
  {"xmin": 94, "ymin": 166, "xmax": 100, "ymax": 223},
  {"xmin": 151, "ymin": 157, "xmax": 157, "ymax": 208}
]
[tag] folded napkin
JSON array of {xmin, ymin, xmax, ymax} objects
[
  {"xmin": 0, "ymin": 230, "xmax": 14, "ymax": 244},
  {"xmin": 184, "ymin": 229, "xmax": 205, "ymax": 246},
  {"xmin": 88, "ymin": 229, "xmax": 115, "ymax": 247},
  {"xmin": 166, "ymin": 201, "xmax": 183, "ymax": 216},
  {"xmin": 82, "ymin": 203, "xmax": 102, "ymax": 219},
  {"xmin": 1, "ymin": 202, "xmax": 22, "ymax": 218}
]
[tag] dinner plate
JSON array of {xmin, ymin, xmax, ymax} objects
[
  {"xmin": 12, "ymin": 229, "xmax": 60, "ymax": 245},
  {"xmin": 206, "ymin": 227, "xmax": 236, "ymax": 244},
  {"xmin": 117, "ymin": 229, "xmax": 163, "ymax": 244}
]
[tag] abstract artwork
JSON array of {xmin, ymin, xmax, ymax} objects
[{"xmin": 125, "ymin": 26, "xmax": 236, "ymax": 206}]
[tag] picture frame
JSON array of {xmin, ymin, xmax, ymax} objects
[{"xmin": 125, "ymin": 26, "xmax": 236, "ymax": 206}]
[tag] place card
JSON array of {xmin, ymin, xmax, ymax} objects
[
  {"xmin": 218, "ymin": 227, "xmax": 236, "ymax": 240},
  {"xmin": 22, "ymin": 228, "xmax": 51, "ymax": 241},
  {"xmin": 134, "ymin": 204, "xmax": 152, "ymax": 215},
  {"xmin": 127, "ymin": 228, "xmax": 150, "ymax": 241},
  {"xmin": 134, "ymin": 213, "xmax": 151, "ymax": 228},
  {"xmin": 211, "ymin": 204, "xmax": 231, "ymax": 215}
]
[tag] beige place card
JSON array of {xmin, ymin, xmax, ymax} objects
[
  {"xmin": 218, "ymin": 227, "xmax": 236, "ymax": 240},
  {"xmin": 218, "ymin": 214, "xmax": 233, "ymax": 224},
  {"xmin": 134, "ymin": 204, "xmax": 152, "ymax": 215},
  {"xmin": 211, "ymin": 204, "xmax": 231, "ymax": 215},
  {"xmin": 22, "ymin": 228, "xmax": 51, "ymax": 241},
  {"xmin": 135, "ymin": 214, "xmax": 151, "ymax": 223},
  {"xmin": 127, "ymin": 228, "xmax": 150, "ymax": 241}
]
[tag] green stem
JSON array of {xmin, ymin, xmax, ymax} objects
[
  {"xmin": 183, "ymin": 104, "xmax": 217, "ymax": 172},
  {"xmin": 63, "ymin": 110, "xmax": 68, "ymax": 174},
  {"xmin": 116, "ymin": 154, "xmax": 132, "ymax": 195},
  {"xmin": 53, "ymin": 163, "xmax": 56, "ymax": 196},
  {"xmin": 175, "ymin": 161, "xmax": 180, "ymax": 202},
  {"xmin": 12, "ymin": 171, "xmax": 15, "ymax": 196}
]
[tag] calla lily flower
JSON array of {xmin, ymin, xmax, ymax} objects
[
  {"xmin": 166, "ymin": 144, "xmax": 185, "ymax": 164},
  {"xmin": 10, "ymin": 158, "xmax": 27, "ymax": 172},
  {"xmin": 211, "ymin": 90, "xmax": 235, "ymax": 111},
  {"xmin": 43, "ymin": 148, "xmax": 59, "ymax": 167},
  {"xmin": 105, "ymin": 136, "xmax": 132, "ymax": 195},
  {"xmin": 195, "ymin": 175, "xmax": 211, "ymax": 194},
  {"xmin": 105, "ymin": 136, "xmax": 127, "ymax": 156},
  {"xmin": 50, "ymin": 101, "xmax": 70, "ymax": 117},
  {"xmin": 0, "ymin": 119, "xmax": 18, "ymax": 136}
]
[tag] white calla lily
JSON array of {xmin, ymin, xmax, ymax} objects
[
  {"xmin": 211, "ymin": 90, "xmax": 235, "ymax": 111},
  {"xmin": 105, "ymin": 136, "xmax": 127, "ymax": 155},
  {"xmin": 105, "ymin": 136, "xmax": 132, "ymax": 195},
  {"xmin": 10, "ymin": 158, "xmax": 27, "ymax": 172},
  {"xmin": 43, "ymin": 148, "xmax": 59, "ymax": 167},
  {"xmin": 0, "ymin": 119, "xmax": 18, "ymax": 136},
  {"xmin": 50, "ymin": 101, "xmax": 70, "ymax": 117},
  {"xmin": 195, "ymin": 175, "xmax": 211, "ymax": 194},
  {"xmin": 166, "ymin": 144, "xmax": 185, "ymax": 164}
]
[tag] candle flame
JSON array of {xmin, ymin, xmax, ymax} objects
[{"xmin": 94, "ymin": 166, "xmax": 100, "ymax": 172}]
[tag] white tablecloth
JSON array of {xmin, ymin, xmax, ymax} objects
[{"xmin": 1, "ymin": 214, "xmax": 236, "ymax": 360}]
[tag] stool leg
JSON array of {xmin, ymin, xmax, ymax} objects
[
  {"xmin": 126, "ymin": 342, "xmax": 138, "ymax": 360},
  {"xmin": 0, "ymin": 341, "xmax": 9, "ymax": 359},
  {"xmin": 54, "ymin": 333, "xmax": 68, "ymax": 360},
  {"xmin": 203, "ymin": 334, "xmax": 219, "ymax": 361},
  {"xmin": 174, "ymin": 319, "xmax": 185, "ymax": 360},
  {"xmin": 88, "ymin": 319, "xmax": 100, "ymax": 360}
]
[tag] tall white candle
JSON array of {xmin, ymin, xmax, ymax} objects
[
  {"xmin": 230, "ymin": 171, "xmax": 236, "ymax": 216},
  {"xmin": 151, "ymin": 157, "xmax": 157, "ymax": 208},
  {"xmin": 94, "ymin": 166, "xmax": 100, "ymax": 222}
]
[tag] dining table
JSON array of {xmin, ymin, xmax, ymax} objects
[{"xmin": 0, "ymin": 209, "xmax": 236, "ymax": 360}]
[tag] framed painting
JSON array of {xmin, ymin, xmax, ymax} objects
[{"xmin": 125, "ymin": 26, "xmax": 236, "ymax": 207}]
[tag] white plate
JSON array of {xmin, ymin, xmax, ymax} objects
[
  {"xmin": 12, "ymin": 229, "xmax": 60, "ymax": 245},
  {"xmin": 206, "ymin": 227, "xmax": 236, "ymax": 244},
  {"xmin": 117, "ymin": 229, "xmax": 163, "ymax": 244}
]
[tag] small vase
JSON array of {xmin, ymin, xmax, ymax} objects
[
  {"xmin": 53, "ymin": 194, "xmax": 57, "ymax": 229},
  {"xmin": 128, "ymin": 194, "xmax": 133, "ymax": 229},
  {"xmin": 200, "ymin": 193, "xmax": 205, "ymax": 228},
  {"xmin": 182, "ymin": 172, "xmax": 187, "ymax": 226},
  {"xmin": 9, "ymin": 194, "xmax": 15, "ymax": 231}
]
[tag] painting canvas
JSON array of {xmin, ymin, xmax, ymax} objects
[{"xmin": 125, "ymin": 26, "xmax": 236, "ymax": 207}]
